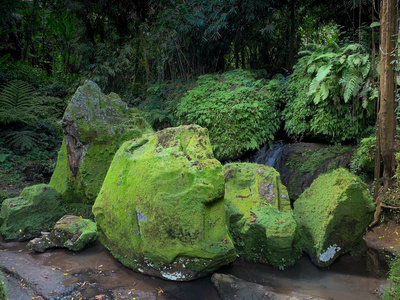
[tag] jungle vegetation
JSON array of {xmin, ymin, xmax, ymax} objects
[{"xmin": 0, "ymin": 0, "xmax": 398, "ymax": 201}]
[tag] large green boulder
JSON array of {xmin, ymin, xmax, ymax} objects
[
  {"xmin": 293, "ymin": 168, "xmax": 375, "ymax": 267},
  {"xmin": 0, "ymin": 184, "xmax": 63, "ymax": 241},
  {"xmin": 28, "ymin": 215, "xmax": 97, "ymax": 252},
  {"xmin": 93, "ymin": 125, "xmax": 236, "ymax": 281},
  {"xmin": 224, "ymin": 163, "xmax": 300, "ymax": 268},
  {"xmin": 50, "ymin": 80, "xmax": 153, "ymax": 204}
]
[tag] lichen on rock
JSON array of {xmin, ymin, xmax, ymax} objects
[
  {"xmin": 0, "ymin": 184, "xmax": 63, "ymax": 241},
  {"xmin": 293, "ymin": 168, "xmax": 375, "ymax": 267},
  {"xmin": 28, "ymin": 215, "xmax": 97, "ymax": 252},
  {"xmin": 49, "ymin": 80, "xmax": 153, "ymax": 204},
  {"xmin": 92, "ymin": 125, "xmax": 236, "ymax": 281},
  {"xmin": 224, "ymin": 163, "xmax": 300, "ymax": 267}
]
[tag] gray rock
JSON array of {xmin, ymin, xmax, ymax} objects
[{"xmin": 211, "ymin": 273, "xmax": 327, "ymax": 300}]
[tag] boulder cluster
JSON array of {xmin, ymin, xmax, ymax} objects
[{"xmin": 0, "ymin": 81, "xmax": 375, "ymax": 281}]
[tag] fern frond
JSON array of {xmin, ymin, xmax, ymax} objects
[
  {"xmin": 320, "ymin": 82, "xmax": 330, "ymax": 101},
  {"xmin": 316, "ymin": 64, "xmax": 333, "ymax": 81},
  {"xmin": 343, "ymin": 75, "xmax": 359, "ymax": 103},
  {"xmin": 4, "ymin": 130, "xmax": 40, "ymax": 152},
  {"xmin": 0, "ymin": 80, "xmax": 37, "ymax": 124},
  {"xmin": 308, "ymin": 77, "xmax": 321, "ymax": 95}
]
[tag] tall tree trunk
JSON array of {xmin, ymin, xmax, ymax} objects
[
  {"xmin": 22, "ymin": 0, "xmax": 38, "ymax": 62},
  {"xmin": 286, "ymin": 1, "xmax": 296, "ymax": 72},
  {"xmin": 378, "ymin": 0, "xmax": 397, "ymax": 190},
  {"xmin": 140, "ymin": 28, "xmax": 150, "ymax": 96}
]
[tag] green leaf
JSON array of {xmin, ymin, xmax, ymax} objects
[
  {"xmin": 316, "ymin": 64, "xmax": 333, "ymax": 82},
  {"xmin": 370, "ymin": 22, "xmax": 380, "ymax": 28}
]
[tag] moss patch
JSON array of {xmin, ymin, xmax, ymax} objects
[
  {"xmin": 93, "ymin": 125, "xmax": 236, "ymax": 281},
  {"xmin": 0, "ymin": 184, "xmax": 63, "ymax": 241},
  {"xmin": 293, "ymin": 168, "xmax": 375, "ymax": 267}
]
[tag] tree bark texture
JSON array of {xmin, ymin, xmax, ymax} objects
[{"xmin": 378, "ymin": 0, "xmax": 397, "ymax": 189}]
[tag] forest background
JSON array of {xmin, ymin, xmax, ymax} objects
[{"xmin": 0, "ymin": 0, "xmax": 398, "ymax": 201}]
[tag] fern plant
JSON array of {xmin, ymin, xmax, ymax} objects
[
  {"xmin": 177, "ymin": 69, "xmax": 281, "ymax": 161},
  {"xmin": 0, "ymin": 80, "xmax": 61, "ymax": 126},
  {"xmin": 3, "ymin": 130, "xmax": 40, "ymax": 152},
  {"xmin": 283, "ymin": 42, "xmax": 376, "ymax": 141}
]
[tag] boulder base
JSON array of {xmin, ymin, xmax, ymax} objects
[
  {"xmin": 93, "ymin": 125, "xmax": 236, "ymax": 281},
  {"xmin": 293, "ymin": 168, "xmax": 375, "ymax": 267}
]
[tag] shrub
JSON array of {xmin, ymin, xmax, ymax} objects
[
  {"xmin": 350, "ymin": 135, "xmax": 376, "ymax": 175},
  {"xmin": 138, "ymin": 80, "xmax": 195, "ymax": 131},
  {"xmin": 177, "ymin": 69, "xmax": 282, "ymax": 161},
  {"xmin": 283, "ymin": 42, "xmax": 376, "ymax": 142},
  {"xmin": 382, "ymin": 255, "xmax": 400, "ymax": 300}
]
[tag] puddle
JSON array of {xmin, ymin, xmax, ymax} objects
[{"xmin": 0, "ymin": 239, "xmax": 389, "ymax": 300}]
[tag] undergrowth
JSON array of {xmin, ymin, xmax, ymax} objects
[
  {"xmin": 177, "ymin": 69, "xmax": 282, "ymax": 161},
  {"xmin": 382, "ymin": 255, "xmax": 400, "ymax": 300}
]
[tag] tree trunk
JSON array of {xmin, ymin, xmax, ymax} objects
[
  {"xmin": 140, "ymin": 28, "xmax": 150, "ymax": 96},
  {"xmin": 22, "ymin": 0, "xmax": 38, "ymax": 62},
  {"xmin": 378, "ymin": 0, "xmax": 397, "ymax": 190}
]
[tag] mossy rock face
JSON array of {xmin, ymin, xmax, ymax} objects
[
  {"xmin": 224, "ymin": 163, "xmax": 300, "ymax": 267},
  {"xmin": 0, "ymin": 184, "xmax": 63, "ymax": 241},
  {"xmin": 50, "ymin": 80, "xmax": 153, "ymax": 204},
  {"xmin": 28, "ymin": 215, "xmax": 97, "ymax": 252},
  {"xmin": 293, "ymin": 168, "xmax": 375, "ymax": 267},
  {"xmin": 93, "ymin": 125, "xmax": 236, "ymax": 281}
]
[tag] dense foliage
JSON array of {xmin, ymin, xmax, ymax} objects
[
  {"xmin": 283, "ymin": 42, "xmax": 376, "ymax": 142},
  {"xmin": 177, "ymin": 69, "xmax": 281, "ymax": 160},
  {"xmin": 382, "ymin": 255, "xmax": 400, "ymax": 299}
]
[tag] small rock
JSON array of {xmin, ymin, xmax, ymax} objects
[{"xmin": 28, "ymin": 215, "xmax": 97, "ymax": 252}]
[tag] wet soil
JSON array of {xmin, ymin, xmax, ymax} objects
[{"xmin": 0, "ymin": 239, "xmax": 220, "ymax": 300}]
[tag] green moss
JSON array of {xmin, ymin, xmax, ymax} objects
[
  {"xmin": 224, "ymin": 163, "xmax": 300, "ymax": 268},
  {"xmin": 93, "ymin": 125, "xmax": 236, "ymax": 280},
  {"xmin": 0, "ymin": 272, "xmax": 6, "ymax": 300},
  {"xmin": 293, "ymin": 168, "xmax": 375, "ymax": 267},
  {"xmin": 224, "ymin": 163, "xmax": 291, "ymax": 213},
  {"xmin": 287, "ymin": 144, "xmax": 351, "ymax": 175},
  {"xmin": 0, "ymin": 184, "xmax": 63, "ymax": 241}
]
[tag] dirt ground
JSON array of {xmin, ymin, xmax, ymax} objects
[{"xmin": 364, "ymin": 219, "xmax": 400, "ymax": 257}]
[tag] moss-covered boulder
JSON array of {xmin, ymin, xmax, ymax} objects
[
  {"xmin": 0, "ymin": 184, "xmax": 63, "ymax": 241},
  {"xmin": 49, "ymin": 80, "xmax": 153, "ymax": 204},
  {"xmin": 28, "ymin": 215, "xmax": 97, "ymax": 252},
  {"xmin": 224, "ymin": 163, "xmax": 300, "ymax": 267},
  {"xmin": 293, "ymin": 168, "xmax": 375, "ymax": 267},
  {"xmin": 93, "ymin": 125, "xmax": 236, "ymax": 281}
]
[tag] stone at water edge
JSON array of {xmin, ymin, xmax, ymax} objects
[
  {"xmin": 0, "ymin": 185, "xmax": 63, "ymax": 241},
  {"xmin": 49, "ymin": 79, "xmax": 153, "ymax": 204},
  {"xmin": 93, "ymin": 125, "xmax": 236, "ymax": 281},
  {"xmin": 293, "ymin": 168, "xmax": 375, "ymax": 268},
  {"xmin": 224, "ymin": 163, "xmax": 301, "ymax": 268},
  {"xmin": 28, "ymin": 215, "xmax": 97, "ymax": 252},
  {"xmin": 211, "ymin": 273, "xmax": 328, "ymax": 300}
]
